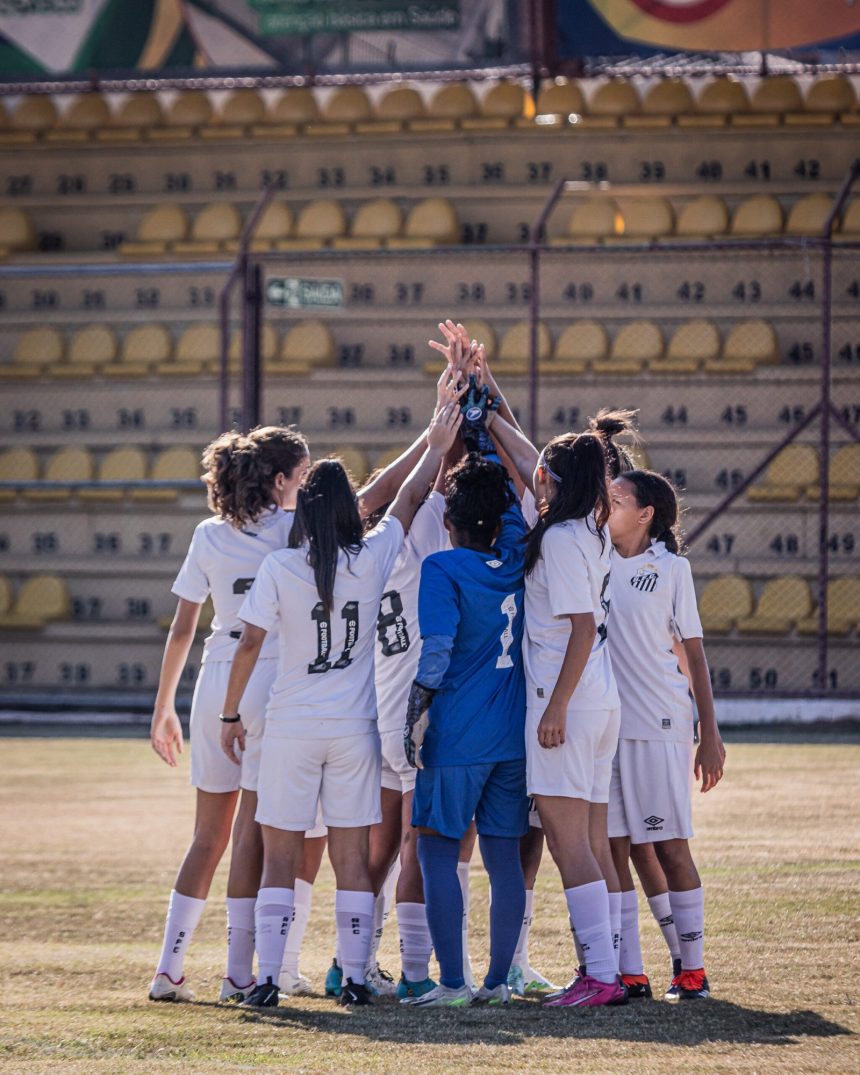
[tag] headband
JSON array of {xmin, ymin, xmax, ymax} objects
[{"xmin": 537, "ymin": 448, "xmax": 562, "ymax": 483}]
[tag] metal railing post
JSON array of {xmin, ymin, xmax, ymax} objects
[
  {"xmin": 529, "ymin": 177, "xmax": 567, "ymax": 444},
  {"xmin": 241, "ymin": 258, "xmax": 263, "ymax": 432}
]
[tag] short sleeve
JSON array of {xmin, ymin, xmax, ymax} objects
[
  {"xmin": 238, "ymin": 554, "xmax": 280, "ymax": 632},
  {"xmin": 671, "ymin": 556, "xmax": 703, "ymax": 641},
  {"xmin": 406, "ymin": 492, "xmax": 447, "ymax": 562},
  {"xmin": 418, "ymin": 556, "xmax": 461, "ymax": 640},
  {"xmin": 366, "ymin": 514, "xmax": 406, "ymax": 582},
  {"xmin": 520, "ymin": 488, "xmax": 538, "ymax": 528},
  {"xmin": 542, "ymin": 525, "xmax": 594, "ymax": 618},
  {"xmin": 171, "ymin": 523, "xmax": 210, "ymax": 604}
]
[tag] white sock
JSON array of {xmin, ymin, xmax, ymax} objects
[
  {"xmin": 648, "ymin": 891, "xmax": 681, "ymax": 963},
  {"xmin": 457, "ymin": 861, "xmax": 474, "ymax": 988},
  {"xmin": 255, "ymin": 887, "xmax": 294, "ymax": 985},
  {"xmin": 608, "ymin": 890, "xmax": 622, "ymax": 973},
  {"xmin": 564, "ymin": 880, "xmax": 616, "ymax": 985},
  {"xmin": 335, "ymin": 889, "xmax": 375, "ymax": 984},
  {"xmin": 155, "ymin": 890, "xmax": 206, "ymax": 981},
  {"xmin": 397, "ymin": 901, "xmax": 433, "ymax": 982},
  {"xmin": 668, "ymin": 887, "xmax": 705, "ymax": 970},
  {"xmin": 570, "ymin": 917, "xmax": 586, "ymax": 968},
  {"xmin": 280, "ymin": 878, "xmax": 312, "ymax": 979},
  {"xmin": 513, "ymin": 888, "xmax": 534, "ymax": 968},
  {"xmin": 619, "ymin": 889, "xmax": 644, "ymax": 976},
  {"xmin": 225, "ymin": 896, "xmax": 256, "ymax": 987}
]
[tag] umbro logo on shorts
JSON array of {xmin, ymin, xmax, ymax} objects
[
  {"xmin": 631, "ymin": 564, "xmax": 659, "ymax": 592},
  {"xmin": 644, "ymin": 815, "xmax": 664, "ymax": 831}
]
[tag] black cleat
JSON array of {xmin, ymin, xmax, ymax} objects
[
  {"xmin": 677, "ymin": 968, "xmax": 710, "ymax": 1000},
  {"xmin": 339, "ymin": 977, "xmax": 373, "ymax": 1006},
  {"xmin": 664, "ymin": 957, "xmax": 683, "ymax": 1001},
  {"xmin": 621, "ymin": 973, "xmax": 653, "ymax": 999},
  {"xmin": 240, "ymin": 976, "xmax": 280, "ymax": 1008}
]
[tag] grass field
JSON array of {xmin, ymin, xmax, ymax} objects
[{"xmin": 1, "ymin": 737, "xmax": 858, "ymax": 1074}]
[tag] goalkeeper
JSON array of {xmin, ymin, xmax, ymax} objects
[{"xmin": 401, "ymin": 372, "xmax": 528, "ymax": 1008}]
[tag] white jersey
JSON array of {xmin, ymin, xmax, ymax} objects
[
  {"xmin": 171, "ymin": 508, "xmax": 294, "ymax": 664},
  {"xmin": 607, "ymin": 541, "xmax": 702, "ymax": 743},
  {"xmin": 374, "ymin": 493, "xmax": 448, "ymax": 734},
  {"xmin": 524, "ymin": 515, "xmax": 619, "ymax": 712},
  {"xmin": 239, "ymin": 515, "xmax": 404, "ymax": 737}
]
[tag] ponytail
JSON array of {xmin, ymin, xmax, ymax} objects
[
  {"xmin": 621, "ymin": 469, "xmax": 683, "ymax": 554},
  {"xmin": 589, "ymin": 407, "xmax": 639, "ymax": 479}
]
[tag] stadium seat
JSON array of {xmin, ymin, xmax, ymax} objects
[
  {"xmin": 686, "ymin": 77, "xmax": 749, "ymax": 128},
  {"xmin": 335, "ymin": 447, "xmax": 369, "ymax": 483},
  {"xmin": 268, "ymin": 88, "xmax": 321, "ymax": 130},
  {"xmin": 3, "ymin": 94, "xmax": 58, "ymax": 143},
  {"xmin": 628, "ymin": 78, "xmax": 693, "ymax": 127},
  {"xmin": 132, "ymin": 446, "xmax": 199, "ymax": 502},
  {"xmin": 730, "ymin": 194, "xmax": 784, "ymax": 238},
  {"xmin": 120, "ymin": 204, "xmax": 190, "ymax": 257},
  {"xmin": 737, "ymin": 575, "xmax": 812, "ymax": 635},
  {"xmin": 0, "ymin": 575, "xmax": 11, "ymax": 617},
  {"xmin": 44, "ymin": 93, "xmax": 110, "ymax": 143},
  {"xmin": 306, "ymin": 86, "xmax": 371, "ymax": 135},
  {"xmin": 494, "ymin": 320, "xmax": 552, "ymax": 375},
  {"xmin": 97, "ymin": 92, "xmax": 165, "ymax": 142},
  {"xmin": 375, "ymin": 86, "xmax": 426, "ymax": 128},
  {"xmin": 650, "ymin": 319, "xmax": 719, "ymax": 374},
  {"xmin": 104, "ymin": 324, "xmax": 172, "ymax": 378},
  {"xmin": 806, "ymin": 443, "xmax": 860, "ymax": 500},
  {"xmin": 594, "ymin": 320, "xmax": 662, "ymax": 375},
  {"xmin": 202, "ymin": 89, "xmax": 266, "ymax": 138},
  {"xmin": 0, "ymin": 447, "xmax": 39, "ymax": 502},
  {"xmin": 747, "ymin": 443, "xmax": 819, "ymax": 502},
  {"xmin": 785, "ymin": 193, "xmax": 834, "ymax": 237},
  {"xmin": 673, "ymin": 195, "xmax": 729, "ymax": 239},
  {"xmin": 0, "ymin": 574, "xmax": 70, "ymax": 630},
  {"xmin": 0, "ymin": 207, "xmax": 36, "ymax": 254},
  {"xmin": 787, "ymin": 75, "xmax": 855, "ymax": 126},
  {"xmin": 279, "ymin": 320, "xmax": 335, "ymax": 372},
  {"xmin": 613, "ymin": 197, "xmax": 674, "ymax": 242},
  {"xmin": 464, "ymin": 81, "xmax": 530, "ymax": 130},
  {"xmin": 698, "ymin": 574, "xmax": 754, "ymax": 634},
  {"xmin": 23, "ymin": 446, "xmax": 94, "ymax": 502},
  {"xmin": 534, "ymin": 79, "xmax": 584, "ymax": 122},
  {"xmin": 225, "ymin": 200, "xmax": 294, "ymax": 254},
  {"xmin": 388, "ymin": 198, "xmax": 459, "ymax": 247},
  {"xmin": 734, "ymin": 76, "xmax": 803, "ymax": 127},
  {"xmin": 80, "ymin": 446, "xmax": 148, "ymax": 501},
  {"xmin": 797, "ymin": 577, "xmax": 860, "ymax": 636},
  {"xmin": 543, "ymin": 320, "xmax": 608, "ymax": 375},
  {"xmin": 552, "ymin": 198, "xmax": 619, "ymax": 245},
  {"xmin": 53, "ymin": 325, "xmax": 118, "ymax": 379},
  {"xmin": 582, "ymin": 80, "xmax": 640, "ymax": 127},
  {"xmin": 414, "ymin": 83, "xmax": 478, "ymax": 131},
  {"xmin": 173, "ymin": 202, "xmax": 242, "ymax": 255},
  {"xmin": 276, "ymin": 199, "xmax": 347, "ymax": 250},
  {"xmin": 835, "ymin": 199, "xmax": 860, "ymax": 242},
  {"xmin": 151, "ymin": 90, "xmax": 212, "ymax": 139},
  {"xmin": 705, "ymin": 319, "xmax": 778, "ymax": 374},
  {"xmin": 334, "ymin": 198, "xmax": 403, "ymax": 250},
  {"xmin": 168, "ymin": 324, "xmax": 216, "ymax": 376},
  {"xmin": 0, "ymin": 327, "xmax": 64, "ymax": 380}
]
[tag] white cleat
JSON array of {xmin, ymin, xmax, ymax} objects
[
  {"xmin": 279, "ymin": 969, "xmax": 313, "ymax": 997},
  {"xmin": 401, "ymin": 982, "xmax": 473, "ymax": 1008},
  {"xmin": 218, "ymin": 976, "xmax": 256, "ymax": 1002},
  {"xmin": 365, "ymin": 962, "xmax": 397, "ymax": 997},
  {"xmin": 472, "ymin": 983, "xmax": 512, "ymax": 1006},
  {"xmin": 148, "ymin": 972, "xmax": 193, "ymax": 1002}
]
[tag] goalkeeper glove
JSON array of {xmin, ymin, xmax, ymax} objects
[
  {"xmin": 404, "ymin": 681, "xmax": 435, "ymax": 769},
  {"xmin": 459, "ymin": 373, "xmax": 498, "ymax": 456}
]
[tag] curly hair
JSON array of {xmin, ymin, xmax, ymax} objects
[
  {"xmin": 443, "ymin": 453, "xmax": 514, "ymax": 544},
  {"xmin": 202, "ymin": 425, "xmax": 308, "ymax": 528}
]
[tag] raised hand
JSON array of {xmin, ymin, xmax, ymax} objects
[
  {"xmin": 459, "ymin": 373, "xmax": 498, "ymax": 455},
  {"xmin": 427, "ymin": 399, "xmax": 464, "ymax": 454},
  {"xmin": 428, "ymin": 319, "xmax": 473, "ymax": 377}
]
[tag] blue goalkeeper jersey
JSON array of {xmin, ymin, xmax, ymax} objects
[{"xmin": 416, "ymin": 493, "xmax": 527, "ymax": 767}]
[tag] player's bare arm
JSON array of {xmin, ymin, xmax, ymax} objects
[
  {"xmin": 150, "ymin": 597, "xmax": 202, "ymax": 767},
  {"xmin": 219, "ymin": 623, "xmax": 267, "ymax": 764},
  {"xmin": 486, "ymin": 414, "xmax": 540, "ymax": 493},
  {"xmin": 537, "ymin": 613, "xmax": 597, "ymax": 749},
  {"xmin": 388, "ymin": 401, "xmax": 463, "ymax": 534},
  {"xmin": 685, "ymin": 637, "xmax": 726, "ymax": 792}
]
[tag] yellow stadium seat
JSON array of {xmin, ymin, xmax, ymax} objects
[
  {"xmin": 835, "ymin": 199, "xmax": 860, "ymax": 242},
  {"xmin": 23, "ymin": 446, "xmax": 94, "ymax": 502},
  {"xmin": 269, "ymin": 88, "xmax": 320, "ymax": 129},
  {"xmin": 276, "ymin": 199, "xmax": 346, "ymax": 250},
  {"xmin": 387, "ymin": 198, "xmax": 459, "ymax": 248},
  {"xmin": 6, "ymin": 95, "xmax": 58, "ymax": 141},
  {"xmin": 44, "ymin": 93, "xmax": 109, "ymax": 143},
  {"xmin": 173, "ymin": 202, "xmax": 242, "ymax": 255},
  {"xmin": 463, "ymin": 81, "xmax": 529, "ymax": 130},
  {"xmin": 334, "ymin": 198, "xmax": 403, "ymax": 250},
  {"xmin": 98, "ymin": 92, "xmax": 164, "ymax": 142},
  {"xmin": 705, "ymin": 319, "xmax": 777, "ymax": 374},
  {"xmin": 747, "ymin": 443, "xmax": 819, "ymax": 502},
  {"xmin": 674, "ymin": 195, "xmax": 729, "ymax": 239},
  {"xmin": 730, "ymin": 194, "xmax": 784, "ymax": 238},
  {"xmin": 280, "ymin": 320, "xmax": 335, "ymax": 372},
  {"xmin": 582, "ymin": 80, "xmax": 640, "ymax": 128},
  {"xmin": 493, "ymin": 320, "xmax": 552, "ymax": 375},
  {"xmin": 375, "ymin": 86, "xmax": 426, "ymax": 125},
  {"xmin": 0, "ymin": 574, "xmax": 70, "ymax": 630},
  {"xmin": 132, "ymin": 446, "xmax": 199, "ymax": 502},
  {"xmin": 160, "ymin": 324, "xmax": 214, "ymax": 377},
  {"xmin": 305, "ymin": 86, "xmax": 371, "ymax": 135},
  {"xmin": 0, "ymin": 447, "xmax": 39, "ymax": 502},
  {"xmin": 0, "ymin": 575, "xmax": 10, "ymax": 617},
  {"xmin": 224, "ymin": 200, "xmax": 293, "ymax": 254},
  {"xmin": 805, "ymin": 443, "xmax": 860, "ymax": 501},
  {"xmin": 414, "ymin": 83, "xmax": 478, "ymax": 131},
  {"xmin": 594, "ymin": 320, "xmax": 662, "ymax": 375},
  {"xmin": 80, "ymin": 446, "xmax": 148, "ymax": 502},
  {"xmin": 628, "ymin": 78, "xmax": 693, "ymax": 128},
  {"xmin": 732, "ymin": 76, "xmax": 801, "ymax": 127},
  {"xmin": 203, "ymin": 89, "xmax": 266, "ymax": 138},
  {"xmin": 689, "ymin": 77, "xmax": 749, "ymax": 128},
  {"xmin": 335, "ymin": 448, "xmax": 369, "ymax": 484},
  {"xmin": 0, "ymin": 207, "xmax": 36, "ymax": 253},
  {"xmin": 543, "ymin": 320, "xmax": 608, "ymax": 375},
  {"xmin": 737, "ymin": 575, "xmax": 812, "ymax": 635},
  {"xmin": 797, "ymin": 577, "xmax": 860, "ymax": 636},
  {"xmin": 151, "ymin": 90, "xmax": 212, "ymax": 139},
  {"xmin": 0, "ymin": 327, "xmax": 64, "ymax": 380},
  {"xmin": 534, "ymin": 80, "xmax": 584, "ymax": 122},
  {"xmin": 552, "ymin": 198, "xmax": 620, "ymax": 245},
  {"xmin": 613, "ymin": 197, "xmax": 674, "ymax": 242},
  {"xmin": 651, "ymin": 319, "xmax": 719, "ymax": 374},
  {"xmin": 798, "ymin": 74, "xmax": 856, "ymax": 124},
  {"xmin": 698, "ymin": 574, "xmax": 754, "ymax": 634},
  {"xmin": 785, "ymin": 193, "xmax": 834, "ymax": 237},
  {"xmin": 105, "ymin": 324, "xmax": 172, "ymax": 379},
  {"xmin": 53, "ymin": 325, "xmax": 117, "ymax": 379},
  {"xmin": 120, "ymin": 204, "xmax": 189, "ymax": 257}
]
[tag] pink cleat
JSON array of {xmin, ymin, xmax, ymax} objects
[{"xmin": 543, "ymin": 973, "xmax": 628, "ymax": 1008}]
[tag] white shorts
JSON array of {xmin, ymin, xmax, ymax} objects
[
  {"xmin": 607, "ymin": 738, "xmax": 694, "ymax": 843},
  {"xmin": 256, "ymin": 728, "xmax": 382, "ymax": 831},
  {"xmin": 526, "ymin": 706, "xmax": 620, "ymax": 803},
  {"xmin": 380, "ymin": 726, "xmax": 416, "ymax": 794},
  {"xmin": 189, "ymin": 658, "xmax": 276, "ymax": 794}
]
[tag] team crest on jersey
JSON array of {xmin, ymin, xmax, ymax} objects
[{"xmin": 631, "ymin": 563, "xmax": 659, "ymax": 593}]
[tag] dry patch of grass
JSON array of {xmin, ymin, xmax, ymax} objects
[{"xmin": 1, "ymin": 739, "xmax": 857, "ymax": 1073}]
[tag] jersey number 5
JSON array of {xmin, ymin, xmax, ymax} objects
[
  {"xmin": 496, "ymin": 593, "xmax": 517, "ymax": 669},
  {"xmin": 308, "ymin": 601, "xmax": 359, "ymax": 674}
]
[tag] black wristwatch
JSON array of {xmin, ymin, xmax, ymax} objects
[{"xmin": 219, "ymin": 712, "xmax": 242, "ymax": 723}]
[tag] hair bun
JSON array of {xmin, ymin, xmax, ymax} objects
[{"xmin": 589, "ymin": 407, "xmax": 638, "ymax": 441}]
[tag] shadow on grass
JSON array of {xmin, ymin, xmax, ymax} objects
[{"xmin": 191, "ymin": 996, "xmax": 854, "ymax": 1049}]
